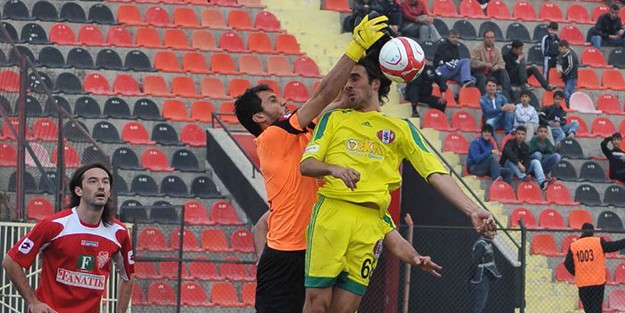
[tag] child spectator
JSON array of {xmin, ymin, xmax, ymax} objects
[
  {"xmin": 529, "ymin": 124, "xmax": 561, "ymax": 178},
  {"xmin": 541, "ymin": 22, "xmax": 560, "ymax": 81},
  {"xmin": 556, "ymin": 40, "xmax": 578, "ymax": 105},
  {"xmin": 513, "ymin": 91, "xmax": 540, "ymax": 142},
  {"xmin": 467, "ymin": 124, "xmax": 513, "ymax": 184},
  {"xmin": 539, "ymin": 91, "xmax": 579, "ymax": 145}
]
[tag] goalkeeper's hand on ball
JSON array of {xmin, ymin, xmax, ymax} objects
[{"xmin": 345, "ymin": 13, "xmax": 389, "ymax": 62}]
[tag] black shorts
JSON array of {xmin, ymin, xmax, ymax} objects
[{"xmin": 255, "ymin": 245, "xmax": 305, "ymax": 313}]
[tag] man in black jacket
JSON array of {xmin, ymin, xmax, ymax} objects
[
  {"xmin": 500, "ymin": 126, "xmax": 551, "ymax": 190},
  {"xmin": 467, "ymin": 230, "xmax": 501, "ymax": 313},
  {"xmin": 590, "ymin": 4, "xmax": 625, "ymax": 49},
  {"xmin": 404, "ymin": 64, "xmax": 447, "ymax": 117},
  {"xmin": 433, "ymin": 30, "xmax": 475, "ymax": 87},
  {"xmin": 504, "ymin": 40, "xmax": 555, "ymax": 91},
  {"xmin": 539, "ymin": 90, "xmax": 579, "ymax": 145},
  {"xmin": 556, "ymin": 40, "xmax": 579, "ymax": 105},
  {"xmin": 541, "ymin": 22, "xmax": 560, "ymax": 80},
  {"xmin": 601, "ymin": 132, "xmax": 625, "ymax": 183}
]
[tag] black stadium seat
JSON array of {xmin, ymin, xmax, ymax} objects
[
  {"xmin": 88, "ymin": 4, "xmax": 116, "ymax": 24},
  {"xmin": 39, "ymin": 46, "xmax": 68, "ymax": 68},
  {"xmin": 27, "ymin": 71, "xmax": 54, "ymax": 93},
  {"xmin": 579, "ymin": 161, "xmax": 608, "ymax": 183},
  {"xmin": 575, "ymin": 184, "xmax": 603, "ymax": 206},
  {"xmin": 191, "ymin": 176, "xmax": 220, "ymax": 198},
  {"xmin": 2, "ymin": 22, "xmax": 20, "ymax": 43},
  {"xmin": 92, "ymin": 121, "xmax": 123, "ymax": 143},
  {"xmin": 151, "ymin": 123, "xmax": 182, "ymax": 146},
  {"xmin": 11, "ymin": 46, "xmax": 36, "ymax": 65},
  {"xmin": 133, "ymin": 98, "xmax": 162, "ymax": 120},
  {"xmin": 60, "ymin": 2, "xmax": 86, "ymax": 22},
  {"xmin": 506, "ymin": 23, "xmax": 531, "ymax": 42},
  {"xmin": 32, "ymin": 0, "xmax": 59, "ymax": 21},
  {"xmin": 103, "ymin": 97, "xmax": 132, "ymax": 119},
  {"xmin": 74, "ymin": 96, "xmax": 102, "ymax": 118},
  {"xmin": 44, "ymin": 95, "xmax": 72, "ymax": 116},
  {"xmin": 63, "ymin": 120, "xmax": 90, "ymax": 142},
  {"xmin": 0, "ymin": 96, "xmax": 12, "ymax": 116},
  {"xmin": 9, "ymin": 171, "xmax": 38, "ymax": 193},
  {"xmin": 96, "ymin": 48, "xmax": 125, "ymax": 70},
  {"xmin": 552, "ymin": 160, "xmax": 578, "ymax": 181},
  {"xmin": 112, "ymin": 147, "xmax": 143, "ymax": 170},
  {"xmin": 452, "ymin": 20, "xmax": 476, "ymax": 40},
  {"xmin": 421, "ymin": 41, "xmax": 436, "ymax": 62},
  {"xmin": 81, "ymin": 145, "xmax": 108, "ymax": 165},
  {"xmin": 160, "ymin": 175, "xmax": 191, "ymax": 197},
  {"xmin": 433, "ymin": 18, "xmax": 449, "ymax": 38},
  {"xmin": 559, "ymin": 138, "xmax": 584, "ymax": 159},
  {"xmin": 131, "ymin": 174, "xmax": 161, "ymax": 196},
  {"xmin": 608, "ymin": 48, "xmax": 625, "ymax": 69},
  {"xmin": 25, "ymin": 95, "xmax": 43, "ymax": 117},
  {"xmin": 3, "ymin": 0, "xmax": 30, "ymax": 20},
  {"xmin": 114, "ymin": 173, "xmax": 134, "ymax": 196},
  {"xmin": 120, "ymin": 200, "xmax": 149, "ymax": 223},
  {"xmin": 39, "ymin": 171, "xmax": 57, "ymax": 194},
  {"xmin": 0, "ymin": 50, "xmax": 6, "ymax": 65},
  {"xmin": 67, "ymin": 47, "xmax": 95, "ymax": 69},
  {"xmin": 21, "ymin": 23, "xmax": 50, "ymax": 44},
  {"xmin": 597, "ymin": 210, "xmax": 624, "ymax": 230},
  {"xmin": 604, "ymin": 185, "xmax": 625, "ymax": 207},
  {"xmin": 479, "ymin": 21, "xmax": 503, "ymax": 40},
  {"xmin": 527, "ymin": 45, "xmax": 544, "ymax": 65},
  {"xmin": 125, "ymin": 50, "xmax": 153, "ymax": 71},
  {"xmin": 150, "ymin": 202, "xmax": 179, "ymax": 224},
  {"xmin": 172, "ymin": 149, "xmax": 202, "ymax": 172},
  {"xmin": 55, "ymin": 72, "xmax": 83, "ymax": 94},
  {"xmin": 532, "ymin": 23, "xmax": 549, "ymax": 42}
]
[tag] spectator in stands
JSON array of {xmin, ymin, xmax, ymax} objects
[
  {"xmin": 501, "ymin": 126, "xmax": 552, "ymax": 190},
  {"xmin": 344, "ymin": 0, "xmax": 384, "ymax": 32},
  {"xmin": 399, "ymin": 0, "xmax": 441, "ymax": 42},
  {"xmin": 513, "ymin": 91, "xmax": 540, "ymax": 142},
  {"xmin": 467, "ymin": 230, "xmax": 501, "ymax": 313},
  {"xmin": 529, "ymin": 124, "xmax": 561, "ymax": 178},
  {"xmin": 471, "ymin": 30, "xmax": 513, "ymax": 101},
  {"xmin": 601, "ymin": 132, "xmax": 625, "ymax": 183},
  {"xmin": 376, "ymin": 0, "xmax": 403, "ymax": 34},
  {"xmin": 467, "ymin": 124, "xmax": 513, "ymax": 184},
  {"xmin": 539, "ymin": 90, "xmax": 578, "ymax": 145},
  {"xmin": 504, "ymin": 40, "xmax": 555, "ymax": 91},
  {"xmin": 590, "ymin": 4, "xmax": 625, "ymax": 49},
  {"xmin": 477, "ymin": 0, "xmax": 491, "ymax": 10},
  {"xmin": 433, "ymin": 30, "xmax": 475, "ymax": 87},
  {"xmin": 541, "ymin": 22, "xmax": 560, "ymax": 81},
  {"xmin": 565, "ymin": 223, "xmax": 625, "ymax": 313},
  {"xmin": 404, "ymin": 64, "xmax": 447, "ymax": 117},
  {"xmin": 556, "ymin": 40, "xmax": 578, "ymax": 105},
  {"xmin": 479, "ymin": 78, "xmax": 515, "ymax": 135}
]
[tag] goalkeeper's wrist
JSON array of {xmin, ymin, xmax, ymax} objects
[{"xmin": 345, "ymin": 40, "xmax": 365, "ymax": 62}]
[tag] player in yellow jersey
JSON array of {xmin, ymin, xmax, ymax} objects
[{"xmin": 300, "ymin": 56, "xmax": 496, "ymax": 313}]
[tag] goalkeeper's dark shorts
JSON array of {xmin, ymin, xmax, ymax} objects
[{"xmin": 255, "ymin": 245, "xmax": 305, "ymax": 313}]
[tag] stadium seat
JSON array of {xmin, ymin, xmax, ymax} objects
[
  {"xmin": 171, "ymin": 228, "xmax": 201, "ymax": 252},
  {"xmin": 191, "ymin": 30, "xmax": 218, "ymax": 51},
  {"xmin": 559, "ymin": 138, "xmax": 585, "ymax": 159},
  {"xmin": 183, "ymin": 200, "xmax": 212, "ymax": 225},
  {"xmin": 145, "ymin": 6, "xmax": 171, "ymax": 27},
  {"xmin": 20, "ymin": 23, "xmax": 50, "ymax": 44},
  {"xmin": 191, "ymin": 176, "xmax": 220, "ymax": 198},
  {"xmin": 210, "ymin": 282, "xmax": 244, "ymax": 307},
  {"xmin": 200, "ymin": 228, "xmax": 231, "ymax": 252},
  {"xmin": 604, "ymin": 185, "xmax": 625, "ymax": 207},
  {"xmin": 209, "ymin": 201, "xmax": 242, "ymax": 225},
  {"xmin": 242, "ymin": 283, "xmax": 255, "ymax": 306},
  {"xmin": 136, "ymin": 27, "xmax": 162, "ymax": 48},
  {"xmin": 552, "ymin": 160, "xmax": 578, "ymax": 182},
  {"xmin": 582, "ymin": 47, "xmax": 612, "ymax": 68},
  {"xmin": 247, "ymin": 32, "xmax": 274, "ymax": 54},
  {"xmin": 239, "ymin": 54, "xmax": 266, "ymax": 76},
  {"xmin": 51, "ymin": 145, "xmax": 81, "ymax": 168},
  {"xmin": 567, "ymin": 115, "xmax": 592, "ymax": 136},
  {"xmin": 513, "ymin": 0, "xmax": 537, "ymax": 21},
  {"xmin": 162, "ymin": 100, "xmax": 191, "ymax": 122},
  {"xmin": 8, "ymin": 171, "xmax": 38, "ymax": 194},
  {"xmin": 579, "ymin": 160, "xmax": 608, "ymax": 183},
  {"xmin": 567, "ymin": 4, "xmax": 591, "ymax": 24},
  {"xmin": 124, "ymin": 50, "xmax": 152, "ymax": 71},
  {"xmin": 0, "ymin": 143, "xmax": 17, "ymax": 167},
  {"xmin": 532, "ymin": 233, "xmax": 563, "ymax": 256},
  {"xmin": 107, "ymin": 26, "xmax": 133, "ymax": 47},
  {"xmin": 66, "ymin": 48, "xmax": 95, "ymax": 69},
  {"xmin": 284, "ymin": 81, "xmax": 310, "ymax": 102},
  {"xmin": 221, "ymin": 257, "xmax": 252, "ymax": 281},
  {"xmin": 83, "ymin": 73, "xmax": 112, "ymax": 95},
  {"xmin": 459, "ymin": 0, "xmax": 485, "ymax": 18},
  {"xmin": 609, "ymin": 48, "xmax": 625, "ymax": 69},
  {"xmin": 488, "ymin": 181, "xmax": 521, "ymax": 204},
  {"xmin": 38, "ymin": 46, "xmax": 67, "ymax": 68},
  {"xmin": 219, "ymin": 31, "xmax": 246, "ymax": 52},
  {"xmin": 227, "ymin": 9, "xmax": 254, "ymax": 30},
  {"xmin": 32, "ymin": 0, "xmax": 59, "ymax": 21},
  {"xmin": 88, "ymin": 3, "xmax": 115, "ymax": 24},
  {"xmin": 486, "ymin": 0, "xmax": 511, "ymax": 19},
  {"xmin": 164, "ymin": 29, "xmax": 191, "ymax": 50},
  {"xmin": 451, "ymin": 110, "xmax": 479, "ymax": 132},
  {"xmin": 180, "ymin": 282, "xmax": 210, "ymax": 306},
  {"xmin": 147, "ymin": 282, "xmax": 176, "ymax": 306},
  {"xmin": 92, "ymin": 121, "xmax": 122, "ymax": 144},
  {"xmin": 154, "ymin": 51, "xmax": 182, "ymax": 73},
  {"xmin": 324, "ymin": 0, "xmax": 350, "ymax": 12},
  {"xmin": 161, "ymin": 175, "xmax": 191, "ymax": 197},
  {"xmin": 480, "ymin": 21, "xmax": 504, "ymax": 40},
  {"xmin": 267, "ymin": 55, "xmax": 293, "ymax": 76},
  {"xmin": 142, "ymin": 75, "xmax": 172, "ymax": 97},
  {"xmin": 210, "ymin": 53, "xmax": 240, "ymax": 75},
  {"xmin": 141, "ymin": 148, "xmax": 174, "ymax": 172},
  {"xmin": 171, "ymin": 149, "xmax": 202, "ymax": 172},
  {"xmin": 32, "ymin": 118, "xmax": 58, "ymax": 141},
  {"xmin": 593, "ymin": 5, "xmax": 610, "ymax": 22},
  {"xmin": 131, "ymin": 283, "xmax": 146, "ymax": 305},
  {"xmin": 561, "ymin": 234, "xmax": 580, "ymax": 255},
  {"xmin": 591, "ymin": 118, "xmax": 616, "ymax": 138},
  {"xmin": 538, "ymin": 208, "xmax": 565, "ymax": 229},
  {"xmin": 442, "ymin": 132, "xmax": 469, "ymax": 154},
  {"xmin": 24, "ymin": 96, "xmax": 43, "ymax": 117},
  {"xmin": 609, "ymin": 289, "xmax": 625, "ymax": 311},
  {"xmin": 539, "ymin": 2, "xmax": 564, "ymax": 21},
  {"xmin": 112, "ymin": 147, "xmax": 143, "ymax": 170},
  {"xmin": 254, "ymin": 11, "xmax": 281, "ymax": 32},
  {"xmin": 113, "ymin": 74, "xmax": 141, "ymax": 96},
  {"xmin": 602, "ymin": 70, "xmax": 625, "ymax": 91},
  {"xmin": 432, "ymin": 0, "xmax": 460, "ymax": 17},
  {"xmin": 112, "ymin": 173, "xmax": 133, "ymax": 196},
  {"xmin": 173, "ymin": 7, "xmax": 200, "ymax": 28},
  {"xmin": 134, "ymin": 262, "xmax": 159, "ymax": 279},
  {"xmin": 133, "ymin": 99, "xmax": 162, "ymax": 121},
  {"xmin": 130, "ymin": 174, "xmax": 160, "ymax": 196},
  {"xmin": 621, "ymin": 120, "xmax": 625, "ymax": 136},
  {"xmin": 576, "ymin": 68, "xmax": 603, "ymax": 90},
  {"xmin": 422, "ymin": 109, "xmax": 453, "ymax": 131},
  {"xmin": 190, "ymin": 101, "xmax": 215, "ymax": 123},
  {"xmin": 596, "ymin": 93, "xmax": 624, "ymax": 114},
  {"xmin": 151, "ymin": 202, "xmax": 179, "ymax": 223},
  {"xmin": 60, "ymin": 2, "xmax": 85, "ymax": 22},
  {"xmin": 63, "ymin": 121, "xmax": 90, "ymax": 143},
  {"xmin": 180, "ymin": 123, "xmax": 207, "ymax": 147},
  {"xmin": 228, "ymin": 78, "xmax": 252, "ymax": 100},
  {"xmin": 547, "ymin": 68, "xmax": 565, "ymax": 88},
  {"xmin": 509, "ymin": 207, "xmax": 537, "ymax": 228},
  {"xmin": 200, "ymin": 8, "xmax": 228, "ymax": 29},
  {"xmin": 200, "ymin": 78, "xmax": 228, "ymax": 100},
  {"xmin": 96, "ymin": 49, "xmax": 125, "ymax": 70},
  {"xmin": 49, "ymin": 23, "xmax": 76, "ymax": 45},
  {"xmin": 0, "ymin": 70, "xmax": 20, "ymax": 92},
  {"xmin": 457, "ymin": 87, "xmax": 481, "ymax": 108},
  {"xmin": 172, "ymin": 77, "xmax": 201, "ymax": 98},
  {"xmin": 560, "ymin": 25, "xmax": 587, "ymax": 46},
  {"xmin": 505, "ymin": 23, "xmax": 531, "ymax": 42},
  {"xmin": 452, "ymin": 20, "xmax": 477, "ymax": 39},
  {"xmin": 231, "ymin": 229, "xmax": 254, "ymax": 253},
  {"xmin": 517, "ymin": 182, "xmax": 548, "ymax": 204},
  {"xmin": 138, "ymin": 227, "xmax": 169, "ymax": 251},
  {"xmin": 78, "ymin": 25, "xmax": 106, "ymax": 46},
  {"xmin": 158, "ymin": 260, "xmax": 189, "ymax": 279},
  {"xmin": 4, "ymin": 0, "xmax": 30, "ymax": 20},
  {"xmin": 27, "ymin": 197, "xmax": 53, "ymax": 221},
  {"xmin": 122, "ymin": 121, "xmax": 155, "ymax": 145},
  {"xmin": 2, "ymin": 22, "xmax": 20, "ymax": 43},
  {"xmin": 24, "ymin": 142, "xmax": 54, "ymax": 168},
  {"xmin": 181, "ymin": 52, "xmax": 210, "ymax": 74},
  {"xmin": 555, "ymin": 262, "xmax": 574, "ymax": 283},
  {"xmin": 294, "ymin": 56, "xmax": 321, "ymax": 77},
  {"xmin": 575, "ymin": 184, "xmax": 603, "ymax": 206},
  {"xmin": 189, "ymin": 258, "xmax": 222, "ymax": 280},
  {"xmin": 615, "ymin": 263, "xmax": 625, "ymax": 284}
]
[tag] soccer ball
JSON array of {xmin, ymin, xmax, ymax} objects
[{"xmin": 378, "ymin": 37, "xmax": 426, "ymax": 83}]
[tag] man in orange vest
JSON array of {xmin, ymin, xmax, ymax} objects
[{"xmin": 565, "ymin": 223, "xmax": 625, "ymax": 313}]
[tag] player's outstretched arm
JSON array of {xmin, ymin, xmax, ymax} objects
[
  {"xmin": 252, "ymin": 211, "xmax": 269, "ymax": 259},
  {"xmin": 296, "ymin": 14, "xmax": 389, "ymax": 128},
  {"xmin": 383, "ymin": 230, "xmax": 442, "ymax": 277},
  {"xmin": 427, "ymin": 173, "xmax": 496, "ymax": 233},
  {"xmin": 2, "ymin": 256, "xmax": 56, "ymax": 313},
  {"xmin": 116, "ymin": 276, "xmax": 134, "ymax": 313},
  {"xmin": 300, "ymin": 158, "xmax": 360, "ymax": 190}
]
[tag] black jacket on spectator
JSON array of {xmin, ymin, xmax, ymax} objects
[
  {"xmin": 592, "ymin": 13, "xmax": 624, "ymax": 40},
  {"xmin": 503, "ymin": 50, "xmax": 522, "ymax": 73},
  {"xmin": 539, "ymin": 104, "xmax": 569, "ymax": 125},
  {"xmin": 433, "ymin": 38, "xmax": 460, "ymax": 66},
  {"xmin": 406, "ymin": 64, "xmax": 448, "ymax": 98},
  {"xmin": 541, "ymin": 33, "xmax": 560, "ymax": 59},
  {"xmin": 601, "ymin": 137, "xmax": 625, "ymax": 179},
  {"xmin": 376, "ymin": 0, "xmax": 403, "ymax": 26},
  {"xmin": 558, "ymin": 49, "xmax": 578, "ymax": 81},
  {"xmin": 500, "ymin": 139, "xmax": 530, "ymax": 167}
]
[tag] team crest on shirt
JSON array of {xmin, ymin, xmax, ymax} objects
[
  {"xmin": 376, "ymin": 130, "xmax": 396, "ymax": 144},
  {"xmin": 97, "ymin": 251, "xmax": 110, "ymax": 269},
  {"xmin": 18, "ymin": 238, "xmax": 34, "ymax": 254},
  {"xmin": 373, "ymin": 239, "xmax": 384, "ymax": 259}
]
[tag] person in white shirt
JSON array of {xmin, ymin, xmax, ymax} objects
[{"xmin": 513, "ymin": 91, "xmax": 539, "ymax": 143}]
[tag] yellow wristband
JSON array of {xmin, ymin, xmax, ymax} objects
[{"xmin": 345, "ymin": 41, "xmax": 365, "ymax": 62}]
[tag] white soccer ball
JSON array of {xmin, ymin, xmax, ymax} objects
[{"xmin": 378, "ymin": 37, "xmax": 426, "ymax": 83}]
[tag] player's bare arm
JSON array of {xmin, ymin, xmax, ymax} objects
[
  {"xmin": 383, "ymin": 230, "xmax": 442, "ymax": 277},
  {"xmin": 300, "ymin": 158, "xmax": 360, "ymax": 191},
  {"xmin": 2, "ymin": 256, "xmax": 57, "ymax": 313},
  {"xmin": 296, "ymin": 14, "xmax": 389, "ymax": 128},
  {"xmin": 116, "ymin": 276, "xmax": 133, "ymax": 313},
  {"xmin": 252, "ymin": 211, "xmax": 269, "ymax": 259},
  {"xmin": 427, "ymin": 173, "xmax": 496, "ymax": 233}
]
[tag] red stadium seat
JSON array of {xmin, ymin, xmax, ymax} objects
[
  {"xmin": 275, "ymin": 34, "xmax": 301, "ymax": 55},
  {"xmin": 443, "ymin": 132, "xmax": 469, "ymax": 154},
  {"xmin": 555, "ymin": 262, "xmax": 574, "ymax": 283},
  {"xmin": 138, "ymin": 227, "xmax": 169, "ymax": 251},
  {"xmin": 567, "ymin": 115, "xmax": 592, "ymax": 137},
  {"xmin": 181, "ymin": 282, "xmax": 210, "ymax": 306},
  {"xmin": 581, "ymin": 47, "xmax": 612, "ymax": 68},
  {"xmin": 539, "ymin": 2, "xmax": 565, "ymax": 22},
  {"xmin": 592, "ymin": 117, "xmax": 616, "ymax": 137},
  {"xmin": 567, "ymin": 4, "xmax": 592, "ymax": 24},
  {"xmin": 248, "ymin": 32, "xmax": 274, "ymax": 54},
  {"xmin": 488, "ymin": 181, "xmax": 521, "ymax": 204},
  {"xmin": 531, "ymin": 233, "xmax": 563, "ymax": 256},
  {"xmin": 159, "ymin": 260, "xmax": 189, "ymax": 279},
  {"xmin": 538, "ymin": 208, "xmax": 565, "ymax": 229},
  {"xmin": 422, "ymin": 109, "xmax": 453, "ymax": 131},
  {"xmin": 294, "ymin": 56, "xmax": 321, "ymax": 77},
  {"xmin": 210, "ymin": 201, "xmax": 244, "ymax": 225},
  {"xmin": 2, "ymin": 118, "xmax": 31, "ymax": 141},
  {"xmin": 211, "ymin": 0, "xmax": 240, "ymax": 7},
  {"xmin": 49, "ymin": 23, "xmax": 76, "ymax": 45},
  {"xmin": 242, "ymin": 283, "xmax": 256, "ymax": 306},
  {"xmin": 228, "ymin": 9, "xmax": 254, "ymax": 30},
  {"xmin": 182, "ymin": 52, "xmax": 210, "ymax": 74},
  {"xmin": 615, "ymin": 263, "xmax": 625, "ymax": 284},
  {"xmin": 459, "ymin": 0, "xmax": 485, "ymax": 18},
  {"xmin": 117, "ymin": 5, "xmax": 146, "ymax": 26},
  {"xmin": 509, "ymin": 207, "xmax": 537, "ymax": 228},
  {"xmin": 486, "ymin": 0, "xmax": 512, "ymax": 19},
  {"xmin": 432, "ymin": 0, "xmax": 460, "ymax": 17},
  {"xmin": 596, "ymin": 93, "xmax": 624, "ymax": 114},
  {"xmin": 136, "ymin": 27, "xmax": 162, "ymax": 48},
  {"xmin": 324, "ymin": 0, "xmax": 351, "ymax": 12},
  {"xmin": 228, "ymin": 78, "xmax": 252, "ymax": 99},
  {"xmin": 512, "ymin": 0, "xmax": 537, "ymax": 21},
  {"xmin": 0, "ymin": 70, "xmax": 20, "ymax": 92},
  {"xmin": 27, "ymin": 197, "xmax": 53, "ymax": 221},
  {"xmin": 517, "ymin": 182, "xmax": 548, "ymax": 204},
  {"xmin": 621, "ymin": 120, "xmax": 625, "ymax": 136},
  {"xmin": 568, "ymin": 209, "xmax": 592, "ymax": 229},
  {"xmin": 191, "ymin": 30, "xmax": 218, "ymax": 51},
  {"xmin": 32, "ymin": 118, "xmax": 58, "ymax": 141},
  {"xmin": 546, "ymin": 182, "xmax": 580, "ymax": 205},
  {"xmin": 560, "ymin": 25, "xmax": 587, "ymax": 46},
  {"xmin": 132, "ymin": 283, "xmax": 146, "ymax": 305},
  {"xmin": 173, "ymin": 7, "xmax": 200, "ymax": 28},
  {"xmin": 184, "ymin": 200, "xmax": 213, "ymax": 225},
  {"xmin": 210, "ymin": 282, "xmax": 244, "ymax": 307},
  {"xmin": 145, "ymin": 6, "xmax": 171, "ymax": 27},
  {"xmin": 51, "ymin": 146, "xmax": 80, "ymax": 168},
  {"xmin": 83, "ymin": 73, "xmax": 112, "ymax": 95},
  {"xmin": 162, "ymin": 99, "xmax": 191, "ymax": 122},
  {"xmin": 191, "ymin": 101, "xmax": 215, "ymax": 123},
  {"xmin": 257, "ymin": 79, "xmax": 282, "ymax": 96},
  {"xmin": 218, "ymin": 101, "xmax": 238, "ymax": 124},
  {"xmin": 210, "ymin": 53, "xmax": 240, "ymax": 75},
  {"xmin": 576, "ymin": 68, "xmax": 603, "ymax": 90},
  {"xmin": 172, "ymin": 77, "xmax": 201, "ymax": 98},
  {"xmin": 239, "ymin": 54, "xmax": 266, "ymax": 76},
  {"xmin": 78, "ymin": 25, "xmax": 106, "ymax": 46},
  {"xmin": 164, "ymin": 29, "xmax": 192, "ymax": 50},
  {"xmin": 25, "ymin": 143, "xmax": 53, "ymax": 168},
  {"xmin": 147, "ymin": 282, "xmax": 176, "ymax": 306},
  {"xmin": 180, "ymin": 123, "xmax": 207, "ymax": 147},
  {"xmin": 458, "ymin": 87, "xmax": 481, "ymax": 108},
  {"xmin": 231, "ymin": 229, "xmax": 255, "ymax": 253},
  {"xmin": 561, "ymin": 234, "xmax": 580, "ymax": 254},
  {"xmin": 134, "ymin": 262, "xmax": 159, "ymax": 279},
  {"xmin": 200, "ymin": 228, "xmax": 232, "ymax": 252},
  {"xmin": 592, "ymin": 5, "xmax": 610, "ymax": 22},
  {"xmin": 267, "ymin": 55, "xmax": 293, "ymax": 76},
  {"xmin": 547, "ymin": 68, "xmax": 565, "ymax": 88},
  {"xmin": 254, "ymin": 11, "xmax": 281, "ymax": 32},
  {"xmin": 284, "ymin": 81, "xmax": 310, "ymax": 102},
  {"xmin": 451, "ymin": 110, "xmax": 479, "ymax": 132},
  {"xmin": 113, "ymin": 74, "xmax": 141, "ymax": 96},
  {"xmin": 609, "ymin": 290, "xmax": 625, "ymax": 311},
  {"xmin": 141, "ymin": 148, "xmax": 174, "ymax": 172},
  {"xmin": 188, "ymin": 258, "xmax": 222, "ymax": 280},
  {"xmin": 219, "ymin": 31, "xmax": 247, "ymax": 52},
  {"xmin": 122, "ymin": 121, "xmax": 156, "ymax": 145},
  {"xmin": 221, "ymin": 257, "xmax": 252, "ymax": 281},
  {"xmin": 602, "ymin": 70, "xmax": 625, "ymax": 91},
  {"xmin": 143, "ymin": 75, "xmax": 172, "ymax": 97},
  {"xmin": 201, "ymin": 9, "xmax": 229, "ymax": 29},
  {"xmin": 171, "ymin": 228, "xmax": 202, "ymax": 252},
  {"xmin": 201, "ymin": 78, "xmax": 229, "ymax": 99}
]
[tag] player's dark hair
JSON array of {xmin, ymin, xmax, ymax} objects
[
  {"xmin": 482, "ymin": 29, "xmax": 495, "ymax": 38},
  {"xmin": 516, "ymin": 125, "xmax": 527, "ymax": 133},
  {"xmin": 613, "ymin": 132, "xmax": 622, "ymax": 139},
  {"xmin": 553, "ymin": 90, "xmax": 565, "ymax": 99},
  {"xmin": 558, "ymin": 40, "xmax": 569, "ymax": 48},
  {"xmin": 358, "ymin": 56, "xmax": 391, "ymax": 103},
  {"xmin": 68, "ymin": 163, "xmax": 114, "ymax": 226},
  {"xmin": 548, "ymin": 22, "xmax": 559, "ymax": 30},
  {"xmin": 519, "ymin": 90, "xmax": 532, "ymax": 99},
  {"xmin": 481, "ymin": 124, "xmax": 494, "ymax": 134},
  {"xmin": 511, "ymin": 40, "xmax": 523, "ymax": 49},
  {"xmin": 486, "ymin": 77, "xmax": 498, "ymax": 86},
  {"xmin": 234, "ymin": 84, "xmax": 273, "ymax": 137},
  {"xmin": 537, "ymin": 124, "xmax": 549, "ymax": 131},
  {"xmin": 611, "ymin": 4, "xmax": 620, "ymax": 11},
  {"xmin": 448, "ymin": 29, "xmax": 460, "ymax": 37}
]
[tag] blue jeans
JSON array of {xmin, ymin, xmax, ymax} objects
[
  {"xmin": 530, "ymin": 151, "xmax": 561, "ymax": 175},
  {"xmin": 485, "ymin": 112, "xmax": 514, "ymax": 134},
  {"xmin": 469, "ymin": 155, "xmax": 513, "ymax": 185},
  {"xmin": 551, "ymin": 121, "xmax": 580, "ymax": 144},
  {"xmin": 505, "ymin": 159, "xmax": 546, "ymax": 184},
  {"xmin": 564, "ymin": 79, "xmax": 576, "ymax": 105},
  {"xmin": 590, "ymin": 35, "xmax": 625, "ymax": 49},
  {"xmin": 468, "ymin": 278, "xmax": 490, "ymax": 313},
  {"xmin": 436, "ymin": 59, "xmax": 474, "ymax": 84}
]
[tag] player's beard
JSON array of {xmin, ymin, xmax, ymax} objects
[{"xmin": 348, "ymin": 88, "xmax": 374, "ymax": 111}]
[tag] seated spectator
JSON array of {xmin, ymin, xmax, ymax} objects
[
  {"xmin": 467, "ymin": 124, "xmax": 513, "ymax": 184},
  {"xmin": 504, "ymin": 40, "xmax": 555, "ymax": 91},
  {"xmin": 471, "ymin": 30, "xmax": 512, "ymax": 101},
  {"xmin": 480, "ymin": 78, "xmax": 515, "ymax": 135},
  {"xmin": 556, "ymin": 40, "xmax": 578, "ymax": 105},
  {"xmin": 539, "ymin": 90, "xmax": 579, "ymax": 145},
  {"xmin": 376, "ymin": 0, "xmax": 403, "ymax": 34},
  {"xmin": 590, "ymin": 4, "xmax": 625, "ymax": 49},
  {"xmin": 601, "ymin": 132, "xmax": 625, "ymax": 183},
  {"xmin": 529, "ymin": 124, "xmax": 561, "ymax": 178},
  {"xmin": 477, "ymin": 0, "xmax": 490, "ymax": 10},
  {"xmin": 404, "ymin": 64, "xmax": 447, "ymax": 117},
  {"xmin": 513, "ymin": 91, "xmax": 540, "ymax": 142},
  {"xmin": 343, "ymin": 0, "xmax": 383, "ymax": 33},
  {"xmin": 501, "ymin": 126, "xmax": 553, "ymax": 190},
  {"xmin": 399, "ymin": 0, "xmax": 441, "ymax": 42},
  {"xmin": 433, "ymin": 30, "xmax": 475, "ymax": 87},
  {"xmin": 541, "ymin": 22, "xmax": 560, "ymax": 81}
]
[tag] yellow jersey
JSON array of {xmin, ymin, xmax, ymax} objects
[{"xmin": 301, "ymin": 109, "xmax": 448, "ymax": 216}]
